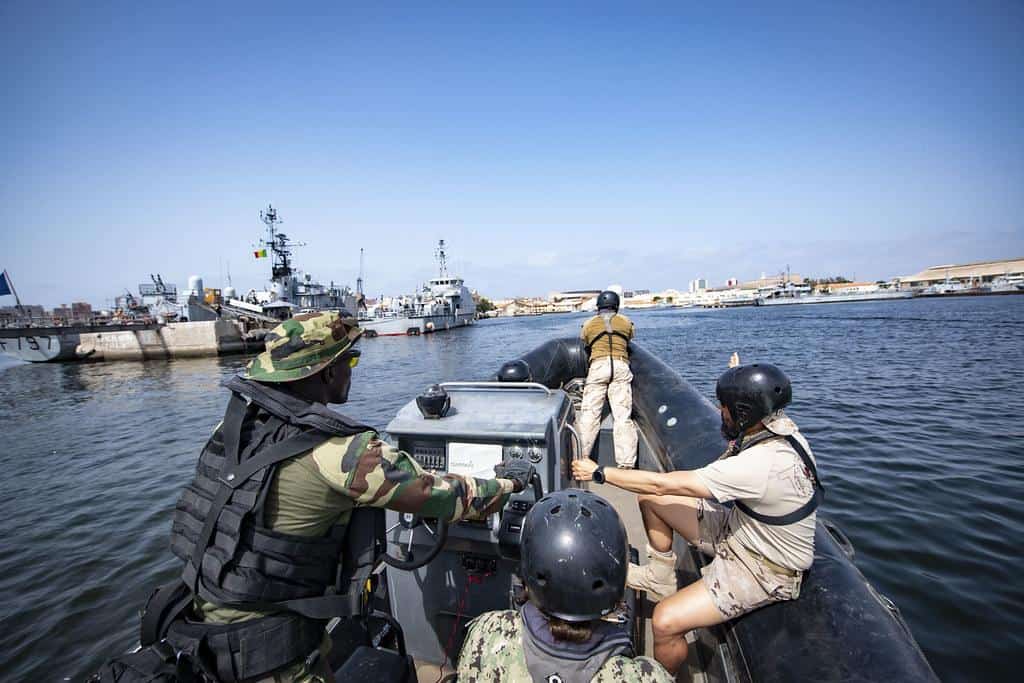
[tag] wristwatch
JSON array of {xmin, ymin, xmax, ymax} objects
[{"xmin": 592, "ymin": 465, "xmax": 606, "ymax": 484}]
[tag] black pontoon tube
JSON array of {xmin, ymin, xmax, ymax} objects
[{"xmin": 498, "ymin": 337, "xmax": 938, "ymax": 682}]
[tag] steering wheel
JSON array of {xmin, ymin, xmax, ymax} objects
[
  {"xmin": 382, "ymin": 472, "xmax": 545, "ymax": 570},
  {"xmin": 382, "ymin": 512, "xmax": 450, "ymax": 570}
]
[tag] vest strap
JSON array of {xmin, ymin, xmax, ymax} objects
[
  {"xmin": 140, "ymin": 579, "xmax": 193, "ymax": 647},
  {"xmin": 733, "ymin": 434, "xmax": 824, "ymax": 526}
]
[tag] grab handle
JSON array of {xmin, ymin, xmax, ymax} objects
[
  {"xmin": 440, "ymin": 381, "xmax": 551, "ymax": 395},
  {"xmin": 822, "ymin": 519, "xmax": 855, "ymax": 560}
]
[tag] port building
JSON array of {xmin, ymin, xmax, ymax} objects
[{"xmin": 897, "ymin": 258, "xmax": 1024, "ymax": 287}]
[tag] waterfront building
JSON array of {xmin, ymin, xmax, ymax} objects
[
  {"xmin": 0, "ymin": 304, "xmax": 46, "ymax": 326},
  {"xmin": 897, "ymin": 258, "xmax": 1024, "ymax": 288},
  {"xmin": 688, "ymin": 278, "xmax": 708, "ymax": 293},
  {"xmin": 52, "ymin": 302, "xmax": 93, "ymax": 324},
  {"xmin": 741, "ymin": 273, "xmax": 805, "ymax": 289}
]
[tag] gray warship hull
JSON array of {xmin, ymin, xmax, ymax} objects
[
  {"xmin": 361, "ymin": 312, "xmax": 475, "ymax": 337},
  {"xmin": 0, "ymin": 320, "xmax": 257, "ymax": 363}
]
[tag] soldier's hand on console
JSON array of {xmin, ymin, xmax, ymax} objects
[
  {"xmin": 729, "ymin": 352, "xmax": 740, "ymax": 368},
  {"xmin": 494, "ymin": 460, "xmax": 535, "ymax": 493},
  {"xmin": 571, "ymin": 458, "xmax": 598, "ymax": 481}
]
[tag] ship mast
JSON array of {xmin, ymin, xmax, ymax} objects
[
  {"xmin": 259, "ymin": 205, "xmax": 305, "ymax": 284},
  {"xmin": 435, "ymin": 240, "xmax": 448, "ymax": 278}
]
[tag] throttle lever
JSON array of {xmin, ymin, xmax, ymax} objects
[{"xmin": 497, "ymin": 472, "xmax": 545, "ymax": 561}]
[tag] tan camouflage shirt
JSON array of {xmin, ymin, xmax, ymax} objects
[{"xmin": 457, "ymin": 610, "xmax": 674, "ymax": 682}]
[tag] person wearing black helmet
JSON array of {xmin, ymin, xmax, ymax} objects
[
  {"xmin": 572, "ymin": 357, "xmax": 822, "ymax": 676},
  {"xmin": 457, "ymin": 489, "xmax": 673, "ymax": 682},
  {"xmin": 578, "ymin": 289, "xmax": 638, "ymax": 468}
]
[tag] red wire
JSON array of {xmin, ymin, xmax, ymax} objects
[{"xmin": 438, "ymin": 572, "xmax": 491, "ymax": 681}]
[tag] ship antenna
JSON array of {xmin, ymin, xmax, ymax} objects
[
  {"xmin": 435, "ymin": 240, "xmax": 448, "ymax": 278},
  {"xmin": 259, "ymin": 204, "xmax": 306, "ymax": 286},
  {"xmin": 357, "ymin": 247, "xmax": 365, "ymax": 297}
]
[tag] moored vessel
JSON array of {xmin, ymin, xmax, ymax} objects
[
  {"xmin": 757, "ymin": 281, "xmax": 914, "ymax": 305},
  {"xmin": 360, "ymin": 240, "xmax": 476, "ymax": 336}
]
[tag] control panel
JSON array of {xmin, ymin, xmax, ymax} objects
[
  {"xmin": 407, "ymin": 439, "xmax": 547, "ymax": 476},
  {"xmin": 382, "ymin": 381, "xmax": 576, "ymax": 665}
]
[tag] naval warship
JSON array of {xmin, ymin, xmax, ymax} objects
[{"xmin": 222, "ymin": 205, "xmax": 359, "ymax": 321}]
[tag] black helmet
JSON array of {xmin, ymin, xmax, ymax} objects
[
  {"xmin": 415, "ymin": 384, "xmax": 451, "ymax": 419},
  {"xmin": 497, "ymin": 359, "xmax": 531, "ymax": 383},
  {"xmin": 520, "ymin": 489, "xmax": 627, "ymax": 622},
  {"xmin": 716, "ymin": 363, "xmax": 792, "ymax": 433},
  {"xmin": 596, "ymin": 290, "xmax": 620, "ymax": 311}
]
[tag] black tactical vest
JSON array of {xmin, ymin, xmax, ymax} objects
[{"xmin": 170, "ymin": 377, "xmax": 372, "ymax": 613}]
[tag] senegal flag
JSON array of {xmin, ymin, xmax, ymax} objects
[{"xmin": 254, "ymin": 249, "xmax": 268, "ymax": 259}]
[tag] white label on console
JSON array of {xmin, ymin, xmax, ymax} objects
[{"xmin": 447, "ymin": 442, "xmax": 504, "ymax": 479}]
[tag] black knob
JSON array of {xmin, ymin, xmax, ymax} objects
[{"xmin": 416, "ymin": 384, "xmax": 451, "ymax": 419}]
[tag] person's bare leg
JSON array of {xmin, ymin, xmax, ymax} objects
[
  {"xmin": 652, "ymin": 579, "xmax": 726, "ymax": 675},
  {"xmin": 638, "ymin": 494, "xmax": 702, "ymax": 552}
]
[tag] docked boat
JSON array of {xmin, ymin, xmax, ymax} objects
[
  {"xmin": 986, "ymin": 275, "xmax": 1024, "ymax": 293},
  {"xmin": 360, "ymin": 240, "xmax": 476, "ymax": 336},
  {"xmin": 101, "ymin": 337, "xmax": 936, "ymax": 681},
  {"xmin": 757, "ymin": 281, "xmax": 913, "ymax": 306}
]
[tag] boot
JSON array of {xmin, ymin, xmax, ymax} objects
[{"xmin": 626, "ymin": 544, "xmax": 677, "ymax": 602}]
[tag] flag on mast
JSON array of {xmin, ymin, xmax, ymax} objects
[{"xmin": 0, "ymin": 270, "xmax": 13, "ymax": 297}]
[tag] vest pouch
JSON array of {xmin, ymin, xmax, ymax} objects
[
  {"xmin": 93, "ymin": 641, "xmax": 208, "ymax": 683},
  {"xmin": 166, "ymin": 613, "xmax": 326, "ymax": 683}
]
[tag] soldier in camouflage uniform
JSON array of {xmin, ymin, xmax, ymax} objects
[
  {"xmin": 153, "ymin": 311, "xmax": 526, "ymax": 683},
  {"xmin": 457, "ymin": 490, "xmax": 673, "ymax": 682}
]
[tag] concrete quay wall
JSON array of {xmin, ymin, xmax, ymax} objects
[{"xmin": 76, "ymin": 320, "xmax": 253, "ymax": 361}]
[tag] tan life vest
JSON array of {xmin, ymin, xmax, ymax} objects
[{"xmin": 582, "ymin": 312, "xmax": 633, "ymax": 362}]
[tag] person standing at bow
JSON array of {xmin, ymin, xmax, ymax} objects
[{"xmin": 577, "ymin": 290, "xmax": 638, "ymax": 469}]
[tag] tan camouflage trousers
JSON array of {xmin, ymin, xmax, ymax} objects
[
  {"xmin": 578, "ymin": 357, "xmax": 638, "ymax": 468},
  {"xmin": 695, "ymin": 500, "xmax": 803, "ymax": 620}
]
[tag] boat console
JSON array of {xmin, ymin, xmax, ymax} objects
[{"xmin": 381, "ymin": 381, "xmax": 585, "ymax": 666}]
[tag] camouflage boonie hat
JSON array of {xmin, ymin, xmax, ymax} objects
[{"xmin": 245, "ymin": 311, "xmax": 362, "ymax": 383}]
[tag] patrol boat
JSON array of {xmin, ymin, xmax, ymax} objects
[
  {"xmin": 359, "ymin": 240, "xmax": 476, "ymax": 337},
  {"xmin": 108, "ymin": 338, "xmax": 936, "ymax": 681},
  {"xmin": 302, "ymin": 338, "xmax": 936, "ymax": 681}
]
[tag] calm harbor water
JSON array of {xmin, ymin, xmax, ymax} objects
[{"xmin": 1, "ymin": 296, "xmax": 1022, "ymax": 682}]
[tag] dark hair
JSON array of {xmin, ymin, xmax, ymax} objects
[
  {"xmin": 548, "ymin": 616, "xmax": 594, "ymax": 644},
  {"xmin": 519, "ymin": 586, "xmax": 595, "ymax": 644}
]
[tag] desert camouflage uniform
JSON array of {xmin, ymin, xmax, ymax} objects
[{"xmin": 457, "ymin": 610, "xmax": 673, "ymax": 682}]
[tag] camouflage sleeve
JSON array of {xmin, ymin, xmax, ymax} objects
[
  {"xmin": 594, "ymin": 655, "xmax": 675, "ymax": 682},
  {"xmin": 311, "ymin": 431, "xmax": 514, "ymax": 522},
  {"xmin": 457, "ymin": 611, "xmax": 528, "ymax": 682}
]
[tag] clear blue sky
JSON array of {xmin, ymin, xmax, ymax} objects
[{"xmin": 3, "ymin": 1, "xmax": 1022, "ymax": 307}]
